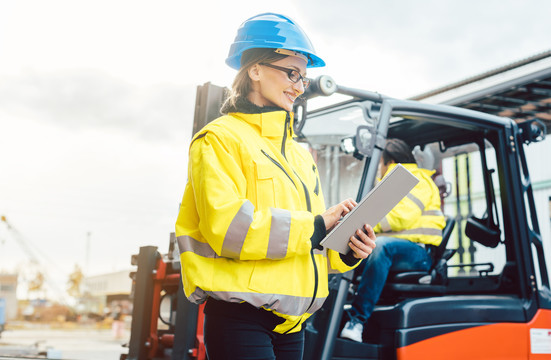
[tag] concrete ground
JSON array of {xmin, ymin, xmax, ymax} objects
[{"xmin": 0, "ymin": 323, "xmax": 129, "ymax": 360}]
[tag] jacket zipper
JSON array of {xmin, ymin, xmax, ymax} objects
[
  {"xmin": 281, "ymin": 112, "xmax": 290, "ymax": 157},
  {"xmin": 262, "ymin": 150, "xmax": 319, "ymax": 334},
  {"xmin": 261, "ymin": 150, "xmax": 297, "ymax": 189},
  {"xmin": 279, "ymin": 112, "xmax": 319, "ymax": 334},
  {"xmin": 280, "ymin": 113, "xmax": 312, "ymax": 211},
  {"xmin": 306, "ymin": 250, "xmax": 319, "ymax": 311},
  {"xmin": 283, "ymin": 249, "xmax": 319, "ymax": 335}
]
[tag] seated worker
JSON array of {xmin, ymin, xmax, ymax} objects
[{"xmin": 340, "ymin": 138, "xmax": 446, "ymax": 342}]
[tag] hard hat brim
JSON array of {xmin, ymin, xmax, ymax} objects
[{"xmin": 225, "ymin": 13, "xmax": 326, "ymax": 70}]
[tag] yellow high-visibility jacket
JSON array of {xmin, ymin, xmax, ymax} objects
[
  {"xmin": 175, "ymin": 109, "xmax": 358, "ymax": 334},
  {"xmin": 374, "ymin": 163, "xmax": 446, "ymax": 246}
]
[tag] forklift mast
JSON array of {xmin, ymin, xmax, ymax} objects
[
  {"xmin": 192, "ymin": 82, "xmax": 227, "ymax": 137},
  {"xmin": 123, "ymin": 83, "xmax": 227, "ymax": 360}
]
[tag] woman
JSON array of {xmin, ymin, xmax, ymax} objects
[{"xmin": 175, "ymin": 13, "xmax": 376, "ymax": 359}]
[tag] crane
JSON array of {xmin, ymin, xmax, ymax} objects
[{"xmin": 1, "ymin": 215, "xmax": 69, "ymax": 303}]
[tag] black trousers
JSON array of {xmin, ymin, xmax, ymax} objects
[{"xmin": 203, "ymin": 298, "xmax": 304, "ymax": 360}]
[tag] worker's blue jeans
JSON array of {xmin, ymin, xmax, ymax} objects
[{"xmin": 350, "ymin": 236, "xmax": 432, "ymax": 323}]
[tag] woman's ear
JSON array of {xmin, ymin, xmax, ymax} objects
[{"xmin": 248, "ymin": 64, "xmax": 261, "ymax": 81}]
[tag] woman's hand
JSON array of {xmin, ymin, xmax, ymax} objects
[
  {"xmin": 321, "ymin": 198, "xmax": 357, "ymax": 231},
  {"xmin": 348, "ymin": 224, "xmax": 376, "ymax": 259}
]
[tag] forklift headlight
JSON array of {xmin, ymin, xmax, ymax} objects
[{"xmin": 340, "ymin": 136, "xmax": 356, "ymax": 154}]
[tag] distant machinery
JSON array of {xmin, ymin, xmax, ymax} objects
[
  {"xmin": 67, "ymin": 265, "xmax": 83, "ymax": 298},
  {"xmin": 1, "ymin": 215, "xmax": 68, "ymax": 302}
]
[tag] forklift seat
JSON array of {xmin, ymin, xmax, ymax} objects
[{"xmin": 383, "ymin": 217, "xmax": 456, "ymax": 294}]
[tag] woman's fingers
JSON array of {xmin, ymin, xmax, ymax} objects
[
  {"xmin": 341, "ymin": 198, "xmax": 357, "ymax": 213},
  {"xmin": 322, "ymin": 199, "xmax": 359, "ymax": 231},
  {"xmin": 349, "ymin": 224, "xmax": 376, "ymax": 259}
]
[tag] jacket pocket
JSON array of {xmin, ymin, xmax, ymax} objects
[{"xmin": 254, "ymin": 160, "xmax": 277, "ymax": 208}]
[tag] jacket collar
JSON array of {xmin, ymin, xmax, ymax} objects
[
  {"xmin": 222, "ymin": 96, "xmax": 294, "ymax": 138},
  {"xmin": 221, "ymin": 96, "xmax": 282, "ymax": 114}
]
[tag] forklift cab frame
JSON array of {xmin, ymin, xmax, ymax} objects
[
  {"xmin": 297, "ymin": 85, "xmax": 551, "ymax": 359},
  {"xmin": 123, "ymin": 80, "xmax": 551, "ymax": 360}
]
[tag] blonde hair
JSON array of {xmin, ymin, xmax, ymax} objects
[{"xmin": 222, "ymin": 48, "xmax": 287, "ymax": 110}]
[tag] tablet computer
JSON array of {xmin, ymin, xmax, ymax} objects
[{"xmin": 320, "ymin": 164, "xmax": 419, "ymax": 254}]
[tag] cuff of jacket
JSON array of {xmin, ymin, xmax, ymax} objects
[
  {"xmin": 310, "ymin": 215, "xmax": 326, "ymax": 250},
  {"xmin": 339, "ymin": 251, "xmax": 360, "ymax": 267}
]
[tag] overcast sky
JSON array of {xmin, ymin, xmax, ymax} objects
[{"xmin": 1, "ymin": 0, "xmax": 550, "ymax": 300}]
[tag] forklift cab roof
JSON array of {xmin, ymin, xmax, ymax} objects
[
  {"xmin": 301, "ymin": 95, "xmax": 518, "ymax": 153},
  {"xmin": 411, "ymin": 49, "xmax": 551, "ymax": 134}
]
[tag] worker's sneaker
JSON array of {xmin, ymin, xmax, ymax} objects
[{"xmin": 340, "ymin": 318, "xmax": 363, "ymax": 343}]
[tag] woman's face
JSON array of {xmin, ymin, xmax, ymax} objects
[{"xmin": 247, "ymin": 55, "xmax": 308, "ymax": 112}]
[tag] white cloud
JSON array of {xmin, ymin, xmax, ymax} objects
[{"xmin": 0, "ymin": 69, "xmax": 195, "ymax": 140}]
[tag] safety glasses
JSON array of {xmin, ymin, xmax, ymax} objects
[{"xmin": 259, "ymin": 63, "xmax": 310, "ymax": 89}]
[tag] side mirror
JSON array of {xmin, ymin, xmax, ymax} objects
[
  {"xmin": 354, "ymin": 125, "xmax": 375, "ymax": 158},
  {"xmin": 465, "ymin": 215, "xmax": 501, "ymax": 248}
]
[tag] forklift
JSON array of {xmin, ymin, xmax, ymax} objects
[{"xmin": 122, "ymin": 75, "xmax": 551, "ymax": 360}]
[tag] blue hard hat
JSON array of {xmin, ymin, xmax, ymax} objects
[{"xmin": 226, "ymin": 13, "xmax": 325, "ymax": 69}]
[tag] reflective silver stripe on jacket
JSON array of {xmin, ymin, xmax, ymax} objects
[
  {"xmin": 379, "ymin": 216, "xmax": 392, "ymax": 232},
  {"xmin": 221, "ymin": 201, "xmax": 255, "ymax": 258},
  {"xmin": 178, "ymin": 225, "xmax": 325, "ymax": 259},
  {"xmin": 423, "ymin": 209, "xmax": 444, "ymax": 216},
  {"xmin": 380, "ymin": 191, "xmax": 443, "ymax": 232},
  {"xmin": 313, "ymin": 247, "xmax": 325, "ymax": 256},
  {"xmin": 188, "ymin": 287, "xmax": 209, "ymax": 304},
  {"xmin": 406, "ymin": 193, "xmax": 425, "ymax": 211},
  {"xmin": 406, "ymin": 193, "xmax": 443, "ymax": 216},
  {"xmin": 267, "ymin": 208, "xmax": 291, "ymax": 259},
  {"xmin": 383, "ymin": 228, "xmax": 443, "ymax": 237},
  {"xmin": 188, "ymin": 288, "xmax": 327, "ymax": 316},
  {"xmin": 178, "ymin": 235, "xmax": 219, "ymax": 258}
]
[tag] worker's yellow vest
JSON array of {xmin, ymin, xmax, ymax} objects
[
  {"xmin": 374, "ymin": 163, "xmax": 446, "ymax": 246},
  {"xmin": 176, "ymin": 110, "xmax": 357, "ymax": 334}
]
